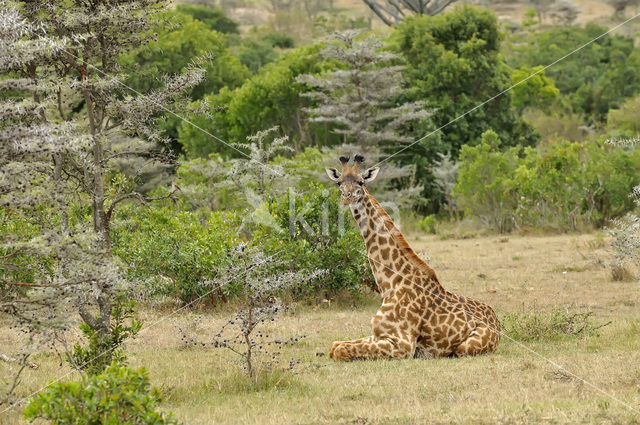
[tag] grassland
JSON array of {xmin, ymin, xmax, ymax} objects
[{"xmin": 1, "ymin": 233, "xmax": 640, "ymax": 424}]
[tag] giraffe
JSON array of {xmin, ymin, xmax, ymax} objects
[{"xmin": 325, "ymin": 154, "xmax": 500, "ymax": 361}]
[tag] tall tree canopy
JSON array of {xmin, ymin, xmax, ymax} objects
[{"xmin": 392, "ymin": 5, "xmax": 538, "ymax": 212}]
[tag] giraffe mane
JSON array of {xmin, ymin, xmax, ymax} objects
[{"xmin": 364, "ymin": 188, "xmax": 439, "ymax": 282}]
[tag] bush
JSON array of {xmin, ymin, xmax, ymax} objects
[
  {"xmin": 175, "ymin": 4, "xmax": 239, "ymax": 34},
  {"xmin": 454, "ymin": 131, "xmax": 640, "ymax": 232},
  {"xmin": 24, "ymin": 362, "xmax": 178, "ymax": 424},
  {"xmin": 264, "ymin": 32, "xmax": 295, "ymax": 49},
  {"xmin": 112, "ymin": 204, "xmax": 241, "ymax": 304},
  {"xmin": 252, "ymin": 183, "xmax": 374, "ymax": 297},
  {"xmin": 504, "ymin": 23, "xmax": 640, "ymax": 122},
  {"xmin": 418, "ymin": 215, "xmax": 437, "ymax": 234},
  {"xmin": 69, "ymin": 293, "xmax": 141, "ymax": 375},
  {"xmin": 394, "ymin": 5, "xmax": 539, "ymax": 212},
  {"xmin": 501, "ymin": 308, "xmax": 608, "ymax": 342},
  {"xmin": 510, "ymin": 66, "xmax": 559, "ymax": 113},
  {"xmin": 178, "ymin": 44, "xmax": 332, "ymax": 157},
  {"xmin": 237, "ymin": 38, "xmax": 279, "ymax": 74},
  {"xmin": 453, "ymin": 130, "xmax": 521, "ymax": 233},
  {"xmin": 121, "ymin": 11, "xmax": 250, "ymax": 100},
  {"xmin": 395, "ymin": 5, "xmax": 538, "ymax": 155},
  {"xmin": 607, "ymin": 94, "xmax": 640, "ymax": 136}
]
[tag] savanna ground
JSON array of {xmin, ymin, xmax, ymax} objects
[{"xmin": 1, "ymin": 232, "xmax": 639, "ymax": 424}]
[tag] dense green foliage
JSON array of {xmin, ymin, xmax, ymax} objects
[
  {"xmin": 235, "ymin": 32, "xmax": 295, "ymax": 73},
  {"xmin": 179, "ymin": 44, "xmax": 333, "ymax": 157},
  {"xmin": 112, "ymin": 205, "xmax": 242, "ymax": 304},
  {"xmin": 122, "ymin": 11, "xmax": 250, "ymax": 99},
  {"xmin": 505, "ymin": 23, "xmax": 640, "ymax": 122},
  {"xmin": 176, "ymin": 4, "xmax": 239, "ymax": 34},
  {"xmin": 454, "ymin": 131, "xmax": 640, "ymax": 232},
  {"xmin": 24, "ymin": 362, "xmax": 178, "ymax": 424},
  {"xmin": 253, "ymin": 183, "xmax": 374, "ymax": 297},
  {"xmin": 68, "ymin": 293, "xmax": 142, "ymax": 375},
  {"xmin": 395, "ymin": 6, "xmax": 538, "ymax": 152},
  {"xmin": 393, "ymin": 6, "xmax": 539, "ymax": 210},
  {"xmin": 510, "ymin": 66, "xmax": 560, "ymax": 113}
]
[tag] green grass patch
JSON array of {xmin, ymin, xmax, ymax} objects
[{"xmin": 500, "ymin": 308, "xmax": 610, "ymax": 342}]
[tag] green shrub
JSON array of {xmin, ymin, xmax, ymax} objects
[
  {"xmin": 504, "ymin": 23, "xmax": 640, "ymax": 122},
  {"xmin": 501, "ymin": 308, "xmax": 608, "ymax": 342},
  {"xmin": 0, "ymin": 208, "xmax": 55, "ymax": 292},
  {"xmin": 252, "ymin": 183, "xmax": 373, "ymax": 297},
  {"xmin": 175, "ymin": 4, "xmax": 239, "ymax": 34},
  {"xmin": 112, "ymin": 204, "xmax": 241, "ymax": 304},
  {"xmin": 24, "ymin": 362, "xmax": 178, "ymax": 424},
  {"xmin": 510, "ymin": 66, "xmax": 559, "ymax": 113},
  {"xmin": 607, "ymin": 94, "xmax": 640, "ymax": 136},
  {"xmin": 179, "ymin": 44, "xmax": 333, "ymax": 157},
  {"xmin": 264, "ymin": 32, "xmax": 295, "ymax": 49},
  {"xmin": 454, "ymin": 131, "xmax": 640, "ymax": 232},
  {"xmin": 121, "ymin": 11, "xmax": 249, "ymax": 100},
  {"xmin": 68, "ymin": 293, "xmax": 141, "ymax": 375},
  {"xmin": 237, "ymin": 38, "xmax": 279, "ymax": 74},
  {"xmin": 453, "ymin": 130, "xmax": 521, "ymax": 233},
  {"xmin": 418, "ymin": 215, "xmax": 437, "ymax": 234}
]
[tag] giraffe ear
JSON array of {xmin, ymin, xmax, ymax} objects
[
  {"xmin": 325, "ymin": 168, "xmax": 341, "ymax": 182},
  {"xmin": 361, "ymin": 167, "xmax": 379, "ymax": 182}
]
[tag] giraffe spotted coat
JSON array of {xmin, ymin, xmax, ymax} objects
[{"xmin": 325, "ymin": 155, "xmax": 500, "ymax": 361}]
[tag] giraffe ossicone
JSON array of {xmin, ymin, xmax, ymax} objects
[{"xmin": 325, "ymin": 155, "xmax": 500, "ymax": 361}]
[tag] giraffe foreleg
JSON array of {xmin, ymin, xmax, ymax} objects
[
  {"xmin": 329, "ymin": 336, "xmax": 372, "ymax": 359},
  {"xmin": 329, "ymin": 335, "xmax": 415, "ymax": 361}
]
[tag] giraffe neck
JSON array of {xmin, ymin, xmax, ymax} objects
[{"xmin": 350, "ymin": 188, "xmax": 441, "ymax": 295}]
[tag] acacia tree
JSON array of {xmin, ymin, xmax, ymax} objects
[
  {"xmin": 0, "ymin": 0, "xmax": 203, "ymax": 401},
  {"xmin": 363, "ymin": 0, "xmax": 457, "ymax": 26},
  {"xmin": 606, "ymin": 0, "xmax": 640, "ymax": 18},
  {"xmin": 297, "ymin": 30, "xmax": 429, "ymax": 151},
  {"xmin": 296, "ymin": 30, "xmax": 431, "ymax": 206},
  {"xmin": 179, "ymin": 244, "xmax": 323, "ymax": 381}
]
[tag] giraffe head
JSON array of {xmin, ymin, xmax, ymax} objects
[{"xmin": 325, "ymin": 154, "xmax": 380, "ymax": 205}]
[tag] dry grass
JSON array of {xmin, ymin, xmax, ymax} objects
[{"xmin": 2, "ymin": 233, "xmax": 640, "ymax": 424}]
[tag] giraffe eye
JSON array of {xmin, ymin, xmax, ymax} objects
[{"xmin": 358, "ymin": 181, "xmax": 364, "ymax": 186}]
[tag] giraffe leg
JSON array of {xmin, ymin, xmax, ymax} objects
[
  {"xmin": 329, "ymin": 336, "xmax": 372, "ymax": 359},
  {"xmin": 454, "ymin": 325, "xmax": 498, "ymax": 356},
  {"xmin": 329, "ymin": 335, "xmax": 415, "ymax": 361}
]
